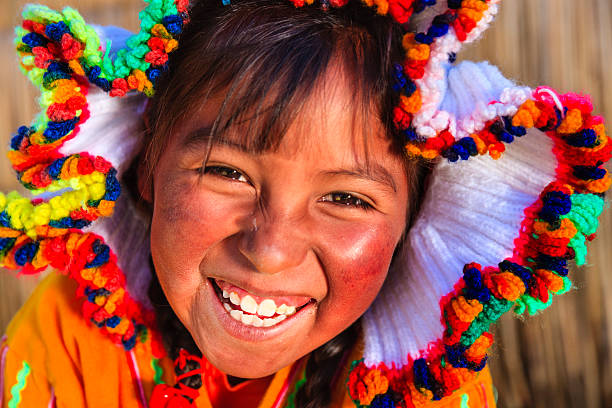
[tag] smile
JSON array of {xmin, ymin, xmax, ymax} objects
[{"xmin": 211, "ymin": 279, "xmax": 313, "ymax": 328}]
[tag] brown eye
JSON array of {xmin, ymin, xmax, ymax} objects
[
  {"xmin": 203, "ymin": 166, "xmax": 249, "ymax": 183},
  {"xmin": 320, "ymin": 192, "xmax": 373, "ymax": 210}
]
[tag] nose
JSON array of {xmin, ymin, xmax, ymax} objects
[{"xmin": 237, "ymin": 207, "xmax": 310, "ymax": 275}]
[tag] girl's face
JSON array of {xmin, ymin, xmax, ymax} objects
[{"xmin": 149, "ymin": 67, "xmax": 410, "ymax": 378}]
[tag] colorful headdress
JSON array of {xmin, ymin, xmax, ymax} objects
[{"xmin": 1, "ymin": 1, "xmax": 609, "ymax": 407}]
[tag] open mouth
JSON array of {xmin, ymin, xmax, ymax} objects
[{"xmin": 210, "ymin": 278, "xmax": 313, "ymax": 328}]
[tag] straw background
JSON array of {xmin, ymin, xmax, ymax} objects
[{"xmin": 1, "ymin": 1, "xmax": 610, "ymax": 407}]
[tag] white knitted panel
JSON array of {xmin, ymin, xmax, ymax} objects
[
  {"xmin": 412, "ymin": 0, "xmax": 506, "ymax": 139},
  {"xmin": 57, "ymin": 26, "xmax": 153, "ymax": 308},
  {"xmin": 363, "ymin": 127, "xmax": 558, "ymax": 367}
]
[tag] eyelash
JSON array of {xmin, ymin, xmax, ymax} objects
[
  {"xmin": 320, "ymin": 192, "xmax": 373, "ymax": 210},
  {"xmin": 202, "ymin": 165, "xmax": 249, "ymax": 183},
  {"xmin": 202, "ymin": 166, "xmax": 373, "ymax": 210}
]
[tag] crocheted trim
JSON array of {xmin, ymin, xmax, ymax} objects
[
  {"xmin": 0, "ymin": 0, "xmax": 188, "ymax": 352},
  {"xmin": 288, "ymin": 0, "xmax": 501, "ymax": 156},
  {"xmin": 8, "ymin": 361, "xmax": 31, "ymax": 408},
  {"xmin": 346, "ymin": 89, "xmax": 611, "ymax": 407}
]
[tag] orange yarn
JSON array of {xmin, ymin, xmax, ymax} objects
[
  {"xmin": 557, "ymin": 109, "xmax": 584, "ymax": 134},
  {"xmin": 401, "ymin": 91, "xmax": 422, "ymax": 114},
  {"xmin": 491, "ymin": 272, "xmax": 526, "ymax": 301},
  {"xmin": 450, "ymin": 296, "xmax": 483, "ymax": 323}
]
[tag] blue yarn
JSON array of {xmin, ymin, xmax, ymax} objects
[
  {"xmin": 403, "ymin": 127, "xmax": 420, "ymax": 142},
  {"xmin": 534, "ymin": 254, "xmax": 568, "ymax": 276},
  {"xmin": 453, "ymin": 144, "xmax": 470, "ymax": 161},
  {"xmin": 0, "ymin": 237, "xmax": 16, "ymax": 254},
  {"xmin": 49, "ymin": 217, "xmax": 91, "ymax": 229},
  {"xmin": 415, "ymin": 33, "xmax": 434, "ymax": 44},
  {"xmin": 15, "ymin": 242, "xmax": 38, "ymax": 266},
  {"xmin": 573, "ymin": 165, "xmax": 606, "ymax": 180},
  {"xmin": 47, "ymin": 157, "xmax": 67, "ymax": 179},
  {"xmin": 503, "ymin": 116, "xmax": 527, "ymax": 136},
  {"xmin": 22, "ymin": 32, "xmax": 48, "ymax": 48},
  {"xmin": 458, "ymin": 137, "xmax": 478, "ymax": 157},
  {"xmin": 446, "ymin": 344, "xmax": 488, "ymax": 371},
  {"xmin": 43, "ymin": 118, "xmax": 79, "ymax": 142},
  {"xmin": 86, "ymin": 65, "xmax": 112, "ymax": 92},
  {"xmin": 413, "ymin": 359, "xmax": 443, "ymax": 400},
  {"xmin": 462, "ymin": 265, "xmax": 491, "ymax": 303},
  {"xmin": 162, "ymin": 14, "xmax": 183, "ymax": 36},
  {"xmin": 122, "ymin": 334, "xmax": 137, "ymax": 350},
  {"xmin": 0, "ymin": 211, "xmax": 10, "ymax": 228},
  {"xmin": 499, "ymin": 260, "xmax": 533, "ymax": 291},
  {"xmin": 490, "ymin": 120, "xmax": 514, "ymax": 143},
  {"xmin": 370, "ymin": 394, "xmax": 396, "ymax": 408},
  {"xmin": 85, "ymin": 287, "xmax": 111, "ymax": 303},
  {"xmin": 106, "ymin": 316, "xmax": 121, "ymax": 328},
  {"xmin": 146, "ymin": 67, "xmax": 162, "ymax": 84},
  {"xmin": 10, "ymin": 126, "xmax": 32, "ymax": 150},
  {"xmin": 103, "ymin": 169, "xmax": 121, "ymax": 201},
  {"xmin": 566, "ymin": 129, "xmax": 598, "ymax": 148},
  {"xmin": 86, "ymin": 240, "xmax": 110, "ymax": 268},
  {"xmin": 428, "ymin": 23, "xmax": 450, "ymax": 38},
  {"xmin": 45, "ymin": 21, "xmax": 70, "ymax": 42},
  {"xmin": 539, "ymin": 191, "xmax": 572, "ymax": 223}
]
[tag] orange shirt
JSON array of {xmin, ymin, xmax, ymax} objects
[{"xmin": 1, "ymin": 273, "xmax": 497, "ymax": 407}]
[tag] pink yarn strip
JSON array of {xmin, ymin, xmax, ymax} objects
[
  {"xmin": 128, "ymin": 350, "xmax": 148, "ymax": 408},
  {"xmin": 0, "ymin": 335, "xmax": 8, "ymax": 408},
  {"xmin": 271, "ymin": 358, "xmax": 305, "ymax": 408},
  {"xmin": 47, "ymin": 387, "xmax": 56, "ymax": 408}
]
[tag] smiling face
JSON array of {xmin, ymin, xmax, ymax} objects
[{"xmin": 148, "ymin": 61, "xmax": 410, "ymax": 378}]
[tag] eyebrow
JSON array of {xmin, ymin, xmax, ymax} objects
[
  {"xmin": 182, "ymin": 126, "xmax": 250, "ymax": 153},
  {"xmin": 320, "ymin": 165, "xmax": 398, "ymax": 192},
  {"xmin": 181, "ymin": 126, "xmax": 398, "ymax": 192}
]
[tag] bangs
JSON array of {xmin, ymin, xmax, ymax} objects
[{"xmin": 145, "ymin": 0, "xmax": 405, "ymax": 166}]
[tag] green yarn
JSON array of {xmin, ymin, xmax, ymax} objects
[
  {"xmin": 460, "ymin": 296, "xmax": 511, "ymax": 347},
  {"xmin": 23, "ymin": 5, "xmax": 62, "ymax": 24},
  {"xmin": 460, "ymin": 393, "xmax": 470, "ymax": 408},
  {"xmin": 569, "ymin": 233, "xmax": 587, "ymax": 265},
  {"xmin": 151, "ymin": 358, "xmax": 164, "ymax": 385},
  {"xmin": 8, "ymin": 361, "xmax": 31, "ymax": 408},
  {"xmin": 514, "ymin": 276, "xmax": 572, "ymax": 316},
  {"xmin": 285, "ymin": 371, "xmax": 307, "ymax": 408},
  {"xmin": 560, "ymin": 193, "xmax": 605, "ymax": 265}
]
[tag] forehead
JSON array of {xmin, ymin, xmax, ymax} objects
[{"xmin": 180, "ymin": 57, "xmax": 394, "ymax": 165}]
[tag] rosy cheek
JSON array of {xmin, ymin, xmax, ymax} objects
[{"xmin": 321, "ymin": 224, "xmax": 397, "ymax": 312}]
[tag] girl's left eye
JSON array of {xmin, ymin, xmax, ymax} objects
[
  {"xmin": 202, "ymin": 165, "xmax": 249, "ymax": 183},
  {"xmin": 320, "ymin": 192, "xmax": 373, "ymax": 210}
]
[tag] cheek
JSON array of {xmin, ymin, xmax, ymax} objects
[
  {"xmin": 319, "ymin": 223, "xmax": 397, "ymax": 315},
  {"xmin": 149, "ymin": 177, "xmax": 247, "ymax": 292}
]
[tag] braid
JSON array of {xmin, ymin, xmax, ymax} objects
[{"xmin": 294, "ymin": 322, "xmax": 360, "ymax": 408}]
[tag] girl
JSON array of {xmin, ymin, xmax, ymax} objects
[{"xmin": 0, "ymin": 0, "xmax": 609, "ymax": 407}]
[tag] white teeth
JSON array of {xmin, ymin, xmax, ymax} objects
[
  {"xmin": 229, "ymin": 292, "xmax": 241, "ymax": 306},
  {"xmin": 276, "ymin": 315, "xmax": 287, "ymax": 323},
  {"xmin": 276, "ymin": 304, "xmax": 287, "ymax": 315},
  {"xmin": 222, "ymin": 290, "xmax": 230, "ymax": 299},
  {"xmin": 241, "ymin": 313, "xmax": 254, "ymax": 325},
  {"xmin": 223, "ymin": 303, "xmax": 232, "ymax": 312},
  {"xmin": 285, "ymin": 305, "xmax": 296, "ymax": 316},
  {"xmin": 252, "ymin": 316, "xmax": 263, "ymax": 327},
  {"xmin": 230, "ymin": 309, "xmax": 243, "ymax": 321},
  {"xmin": 263, "ymin": 318, "xmax": 276, "ymax": 327},
  {"xmin": 240, "ymin": 295, "xmax": 258, "ymax": 314},
  {"xmin": 257, "ymin": 299, "xmax": 277, "ymax": 317}
]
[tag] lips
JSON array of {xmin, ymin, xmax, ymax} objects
[{"xmin": 210, "ymin": 278, "xmax": 313, "ymax": 328}]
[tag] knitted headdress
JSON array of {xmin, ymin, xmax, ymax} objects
[{"xmin": 1, "ymin": 0, "xmax": 609, "ymax": 407}]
